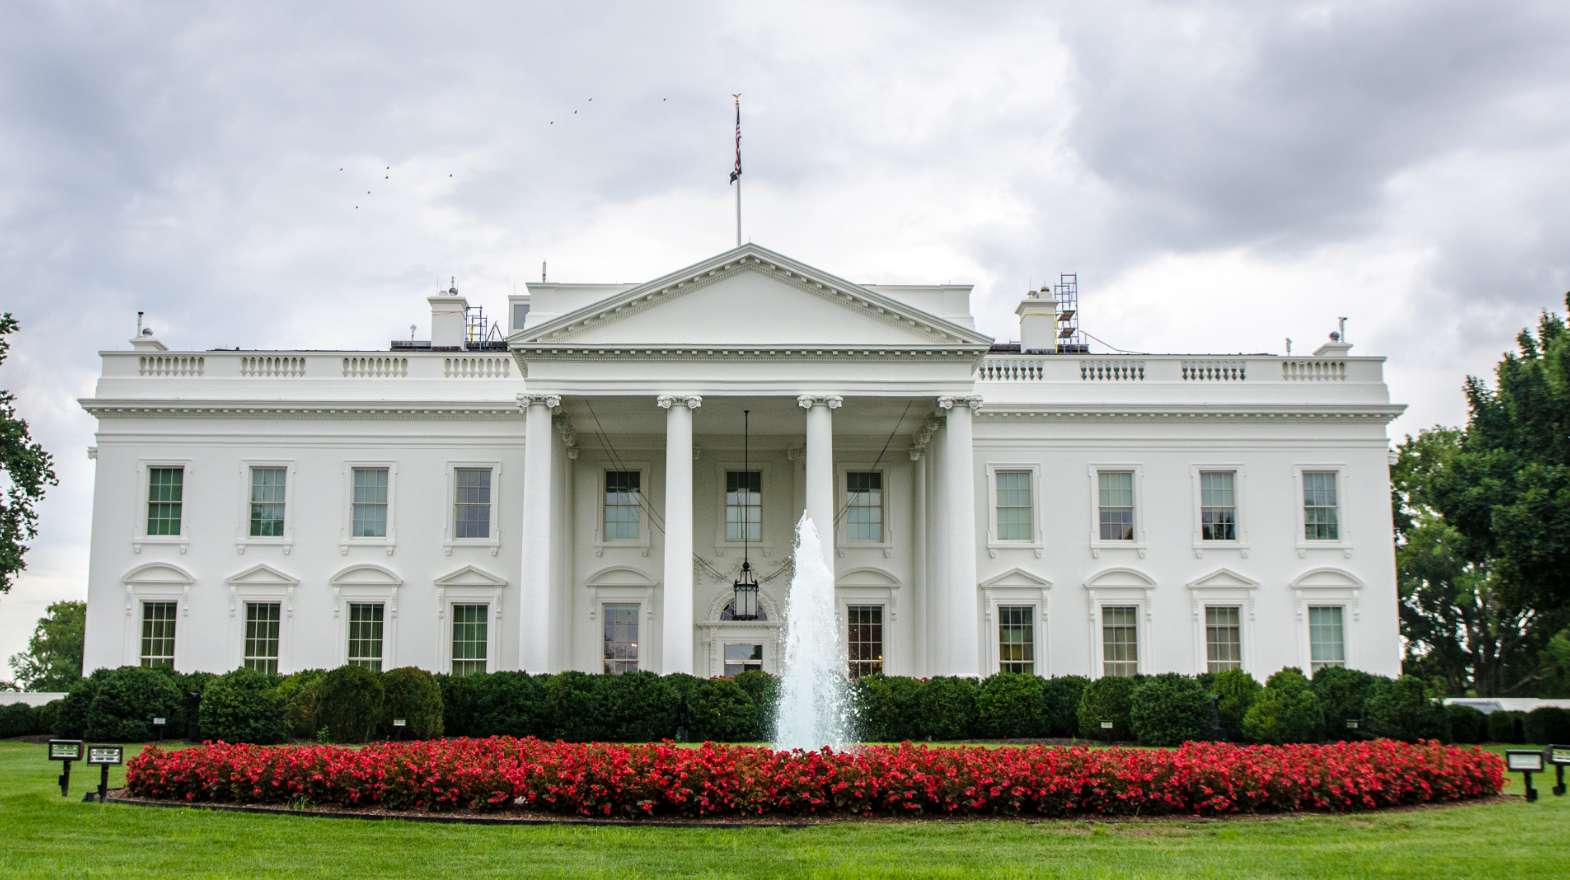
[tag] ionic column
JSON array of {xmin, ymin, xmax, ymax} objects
[
  {"xmin": 658, "ymin": 393, "xmax": 702, "ymax": 675},
  {"xmin": 518, "ymin": 392, "xmax": 560, "ymax": 672},
  {"xmin": 797, "ymin": 393, "xmax": 842, "ymax": 569},
  {"xmin": 936, "ymin": 394, "xmax": 982, "ymax": 676}
]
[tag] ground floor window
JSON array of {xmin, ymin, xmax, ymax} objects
[
  {"xmin": 1101, "ymin": 605, "xmax": 1138, "ymax": 677},
  {"xmin": 347, "ymin": 603, "xmax": 385, "ymax": 671},
  {"xmin": 997, "ymin": 605, "xmax": 1035, "ymax": 674},
  {"xmin": 603, "ymin": 603, "xmax": 639, "ymax": 674},
  {"xmin": 243, "ymin": 602, "xmax": 281, "ymax": 674},
  {"xmin": 451, "ymin": 603, "xmax": 488, "ymax": 676},
  {"xmin": 1309, "ymin": 605, "xmax": 1346, "ymax": 672},
  {"xmin": 140, "ymin": 601, "xmax": 177, "ymax": 668},
  {"xmin": 1205, "ymin": 606, "xmax": 1242, "ymax": 673},
  {"xmin": 846, "ymin": 604, "xmax": 884, "ymax": 679},
  {"xmin": 724, "ymin": 643, "xmax": 764, "ymax": 677}
]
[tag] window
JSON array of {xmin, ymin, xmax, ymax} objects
[
  {"xmin": 724, "ymin": 643, "xmax": 764, "ymax": 677},
  {"xmin": 1205, "ymin": 606, "xmax": 1242, "ymax": 673},
  {"xmin": 1097, "ymin": 471, "xmax": 1135, "ymax": 541},
  {"xmin": 995, "ymin": 471, "xmax": 1033, "ymax": 542},
  {"xmin": 1303, "ymin": 471, "xmax": 1340, "ymax": 541},
  {"xmin": 248, "ymin": 467, "xmax": 287, "ymax": 538},
  {"xmin": 604, "ymin": 470, "xmax": 641, "ymax": 541},
  {"xmin": 140, "ymin": 601, "xmax": 177, "ymax": 668},
  {"xmin": 997, "ymin": 605, "xmax": 1035, "ymax": 674},
  {"xmin": 1309, "ymin": 606, "xmax": 1346, "ymax": 672},
  {"xmin": 453, "ymin": 467, "xmax": 492, "ymax": 539},
  {"xmin": 845, "ymin": 471, "xmax": 884, "ymax": 541},
  {"xmin": 1101, "ymin": 606, "xmax": 1138, "ymax": 677},
  {"xmin": 242, "ymin": 602, "xmax": 281, "ymax": 673},
  {"xmin": 451, "ymin": 603, "xmax": 488, "ymax": 676},
  {"xmin": 347, "ymin": 603, "xmax": 385, "ymax": 671},
  {"xmin": 351, "ymin": 467, "xmax": 390, "ymax": 538},
  {"xmin": 847, "ymin": 605, "xmax": 884, "ymax": 679},
  {"xmin": 725, "ymin": 470, "xmax": 761, "ymax": 543},
  {"xmin": 146, "ymin": 466, "xmax": 184, "ymax": 536},
  {"xmin": 602, "ymin": 603, "xmax": 639, "ymax": 674},
  {"xmin": 1199, "ymin": 471, "xmax": 1237, "ymax": 541}
]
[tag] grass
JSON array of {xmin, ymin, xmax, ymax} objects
[{"xmin": 2, "ymin": 741, "xmax": 1568, "ymax": 879}]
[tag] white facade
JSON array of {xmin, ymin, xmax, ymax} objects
[{"xmin": 79, "ymin": 244, "xmax": 1405, "ymax": 680}]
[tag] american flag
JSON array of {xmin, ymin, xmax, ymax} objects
[{"xmin": 729, "ymin": 95, "xmax": 742, "ymax": 184}]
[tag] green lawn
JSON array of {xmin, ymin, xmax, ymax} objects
[{"xmin": 2, "ymin": 741, "xmax": 1567, "ymax": 879}]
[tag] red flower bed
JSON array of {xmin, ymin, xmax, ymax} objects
[{"xmin": 126, "ymin": 738, "xmax": 1502, "ymax": 819}]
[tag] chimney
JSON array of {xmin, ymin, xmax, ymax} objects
[
  {"xmin": 129, "ymin": 311, "xmax": 167, "ymax": 352},
  {"xmin": 1015, "ymin": 287, "xmax": 1057, "ymax": 353},
  {"xmin": 429, "ymin": 283, "xmax": 468, "ymax": 350}
]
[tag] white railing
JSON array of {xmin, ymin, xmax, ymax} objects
[
  {"xmin": 138, "ymin": 354, "xmax": 204, "ymax": 377},
  {"xmin": 976, "ymin": 357, "xmax": 1045, "ymax": 382},
  {"xmin": 1282, "ymin": 359, "xmax": 1346, "ymax": 382},
  {"xmin": 974, "ymin": 354, "xmax": 1382, "ymax": 386},
  {"xmin": 341, "ymin": 356, "xmax": 409, "ymax": 378},
  {"xmin": 240, "ymin": 355, "xmax": 307, "ymax": 377},
  {"xmin": 443, "ymin": 355, "xmax": 512, "ymax": 379},
  {"xmin": 1181, "ymin": 359, "xmax": 1247, "ymax": 382},
  {"xmin": 1080, "ymin": 360, "xmax": 1145, "ymax": 382}
]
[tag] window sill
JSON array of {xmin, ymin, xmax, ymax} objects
[
  {"xmin": 133, "ymin": 536, "xmax": 189, "ymax": 555},
  {"xmin": 1192, "ymin": 541, "xmax": 1250, "ymax": 559},
  {"xmin": 1089, "ymin": 541, "xmax": 1147, "ymax": 559},
  {"xmin": 594, "ymin": 538, "xmax": 652, "ymax": 558},
  {"xmin": 1295, "ymin": 541, "xmax": 1354, "ymax": 559},
  {"xmin": 986, "ymin": 540, "xmax": 1044, "ymax": 559},
  {"xmin": 236, "ymin": 537, "xmax": 294, "ymax": 556},
  {"xmin": 339, "ymin": 538, "xmax": 397, "ymax": 557},
  {"xmin": 443, "ymin": 538, "xmax": 501, "ymax": 557}
]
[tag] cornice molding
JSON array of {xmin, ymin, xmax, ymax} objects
[
  {"xmin": 509, "ymin": 344, "xmax": 986, "ymax": 361},
  {"xmin": 976, "ymin": 403, "xmax": 1407, "ymax": 422},
  {"xmin": 78, "ymin": 399, "xmax": 520, "ymax": 419}
]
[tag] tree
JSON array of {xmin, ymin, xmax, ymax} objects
[
  {"xmin": 0, "ymin": 313, "xmax": 57, "ymax": 593},
  {"xmin": 8, "ymin": 600, "xmax": 86, "ymax": 691}
]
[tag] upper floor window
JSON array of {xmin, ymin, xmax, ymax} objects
[
  {"xmin": 1199, "ymin": 470, "xmax": 1237, "ymax": 541},
  {"xmin": 1302, "ymin": 471, "xmax": 1340, "ymax": 541},
  {"xmin": 1309, "ymin": 605, "xmax": 1346, "ymax": 672},
  {"xmin": 995, "ymin": 470, "xmax": 1034, "ymax": 542},
  {"xmin": 140, "ymin": 600, "xmax": 177, "ymax": 668},
  {"xmin": 248, "ymin": 466, "xmax": 287, "ymax": 538},
  {"xmin": 351, "ymin": 467, "xmax": 389, "ymax": 538},
  {"xmin": 453, "ymin": 467, "xmax": 492, "ymax": 539},
  {"xmin": 997, "ymin": 605, "xmax": 1035, "ymax": 674},
  {"xmin": 604, "ymin": 470, "xmax": 641, "ymax": 541},
  {"xmin": 1097, "ymin": 471, "xmax": 1135, "ymax": 541},
  {"xmin": 845, "ymin": 471, "xmax": 883, "ymax": 542},
  {"xmin": 725, "ymin": 470, "xmax": 761, "ymax": 543},
  {"xmin": 146, "ymin": 466, "xmax": 184, "ymax": 536}
]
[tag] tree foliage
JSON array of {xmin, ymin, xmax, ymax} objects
[
  {"xmin": 0, "ymin": 314, "xmax": 57, "ymax": 593},
  {"xmin": 1393, "ymin": 293, "xmax": 1570, "ymax": 695},
  {"xmin": 7, "ymin": 600, "xmax": 85, "ymax": 691}
]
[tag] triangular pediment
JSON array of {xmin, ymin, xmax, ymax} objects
[
  {"xmin": 225, "ymin": 563, "xmax": 300, "ymax": 587},
  {"xmin": 1185, "ymin": 568, "xmax": 1259, "ymax": 591},
  {"xmin": 511, "ymin": 244, "xmax": 992, "ymax": 350},
  {"xmin": 434, "ymin": 564, "xmax": 508, "ymax": 588},
  {"xmin": 980, "ymin": 567, "xmax": 1053, "ymax": 589}
]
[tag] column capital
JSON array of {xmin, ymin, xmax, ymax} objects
[
  {"xmin": 796, "ymin": 393, "xmax": 844, "ymax": 410},
  {"xmin": 937, "ymin": 394, "xmax": 983, "ymax": 413},
  {"xmin": 517, "ymin": 392, "xmax": 561, "ymax": 410},
  {"xmin": 657, "ymin": 393, "xmax": 703, "ymax": 410}
]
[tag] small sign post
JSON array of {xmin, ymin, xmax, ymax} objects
[
  {"xmin": 1546, "ymin": 745, "xmax": 1570, "ymax": 797},
  {"xmin": 47, "ymin": 739, "xmax": 84, "ymax": 798},
  {"xmin": 392, "ymin": 718, "xmax": 407, "ymax": 741},
  {"xmin": 1506, "ymin": 749, "xmax": 1545, "ymax": 802},
  {"xmin": 85, "ymin": 745, "xmax": 124, "ymax": 803},
  {"xmin": 151, "ymin": 716, "xmax": 167, "ymax": 744}
]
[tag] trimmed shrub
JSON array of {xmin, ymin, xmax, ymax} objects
[
  {"xmin": 85, "ymin": 666, "xmax": 186, "ymax": 741},
  {"xmin": 1364, "ymin": 676, "xmax": 1446, "ymax": 742},
  {"xmin": 471, "ymin": 672, "xmax": 547, "ymax": 737},
  {"xmin": 915, "ymin": 677, "xmax": 980, "ymax": 741},
  {"xmin": 56, "ymin": 670, "xmax": 102, "ymax": 737},
  {"xmin": 1445, "ymin": 704, "xmax": 1488, "ymax": 744},
  {"xmin": 198, "ymin": 669, "xmax": 288, "ymax": 744},
  {"xmin": 592, "ymin": 671, "xmax": 680, "ymax": 742},
  {"xmin": 731, "ymin": 670, "xmax": 778, "ymax": 742},
  {"xmin": 687, "ymin": 677, "xmax": 756, "ymax": 742},
  {"xmin": 977, "ymin": 673, "xmax": 1049, "ymax": 739},
  {"xmin": 1243, "ymin": 669, "xmax": 1323, "ymax": 744},
  {"xmin": 315, "ymin": 665, "xmax": 385, "ymax": 743},
  {"xmin": 1311, "ymin": 667, "xmax": 1384, "ymax": 738},
  {"xmin": 663, "ymin": 673, "xmax": 705, "ymax": 741},
  {"xmin": 435, "ymin": 672, "xmax": 487, "ymax": 738},
  {"xmin": 854, "ymin": 674, "xmax": 922, "ymax": 742},
  {"xmin": 1130, "ymin": 674, "xmax": 1213, "ymax": 746},
  {"xmin": 1524, "ymin": 706, "xmax": 1570, "ymax": 744},
  {"xmin": 1041, "ymin": 676, "xmax": 1090, "ymax": 738},
  {"xmin": 1077, "ymin": 676, "xmax": 1138, "ymax": 741},
  {"xmin": 379, "ymin": 667, "xmax": 444, "ymax": 739},
  {"xmin": 1205, "ymin": 670, "xmax": 1261, "ymax": 741},
  {"xmin": 35, "ymin": 699, "xmax": 62, "ymax": 738},
  {"xmin": 175, "ymin": 671, "xmax": 217, "ymax": 739},
  {"xmin": 544, "ymin": 671, "xmax": 604, "ymax": 741},
  {"xmin": 0, "ymin": 702, "xmax": 36, "ymax": 738},
  {"xmin": 1486, "ymin": 709, "xmax": 1526, "ymax": 744},
  {"xmin": 275, "ymin": 670, "xmax": 326, "ymax": 739}
]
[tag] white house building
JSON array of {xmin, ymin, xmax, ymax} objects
[{"xmin": 79, "ymin": 244, "xmax": 1405, "ymax": 681}]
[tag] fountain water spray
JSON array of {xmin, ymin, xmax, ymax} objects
[{"xmin": 772, "ymin": 513, "xmax": 854, "ymax": 751}]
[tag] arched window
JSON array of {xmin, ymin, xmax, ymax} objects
[{"xmin": 720, "ymin": 599, "xmax": 768, "ymax": 621}]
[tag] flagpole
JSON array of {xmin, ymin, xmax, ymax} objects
[
  {"xmin": 736, "ymin": 175, "xmax": 742, "ymax": 247},
  {"xmin": 733, "ymin": 93, "xmax": 742, "ymax": 247}
]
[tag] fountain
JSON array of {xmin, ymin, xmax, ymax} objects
[{"xmin": 771, "ymin": 513, "xmax": 855, "ymax": 751}]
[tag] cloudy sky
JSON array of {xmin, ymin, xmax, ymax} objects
[{"xmin": 3, "ymin": 1, "xmax": 1569, "ymax": 669}]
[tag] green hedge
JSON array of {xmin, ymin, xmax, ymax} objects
[
  {"xmin": 1524, "ymin": 706, "xmax": 1570, "ymax": 743},
  {"xmin": 1364, "ymin": 676, "xmax": 1446, "ymax": 742},
  {"xmin": 1204, "ymin": 670, "xmax": 1261, "ymax": 741},
  {"xmin": 1242, "ymin": 668, "xmax": 1323, "ymax": 744},
  {"xmin": 1077, "ymin": 676, "xmax": 1137, "ymax": 740},
  {"xmin": 379, "ymin": 667, "xmax": 444, "ymax": 739},
  {"xmin": 1487, "ymin": 709, "xmax": 1527, "ymax": 744},
  {"xmin": 1041, "ymin": 675, "xmax": 1089, "ymax": 738},
  {"xmin": 977, "ymin": 673, "xmax": 1048, "ymax": 739},
  {"xmin": 1445, "ymin": 704, "xmax": 1488, "ymax": 744},
  {"xmin": 315, "ymin": 665, "xmax": 385, "ymax": 743},
  {"xmin": 0, "ymin": 702, "xmax": 37, "ymax": 738},
  {"xmin": 1130, "ymin": 674, "xmax": 1214, "ymax": 746},
  {"xmin": 1311, "ymin": 666, "xmax": 1381, "ymax": 738},
  {"xmin": 198, "ymin": 669, "xmax": 288, "ymax": 744}
]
